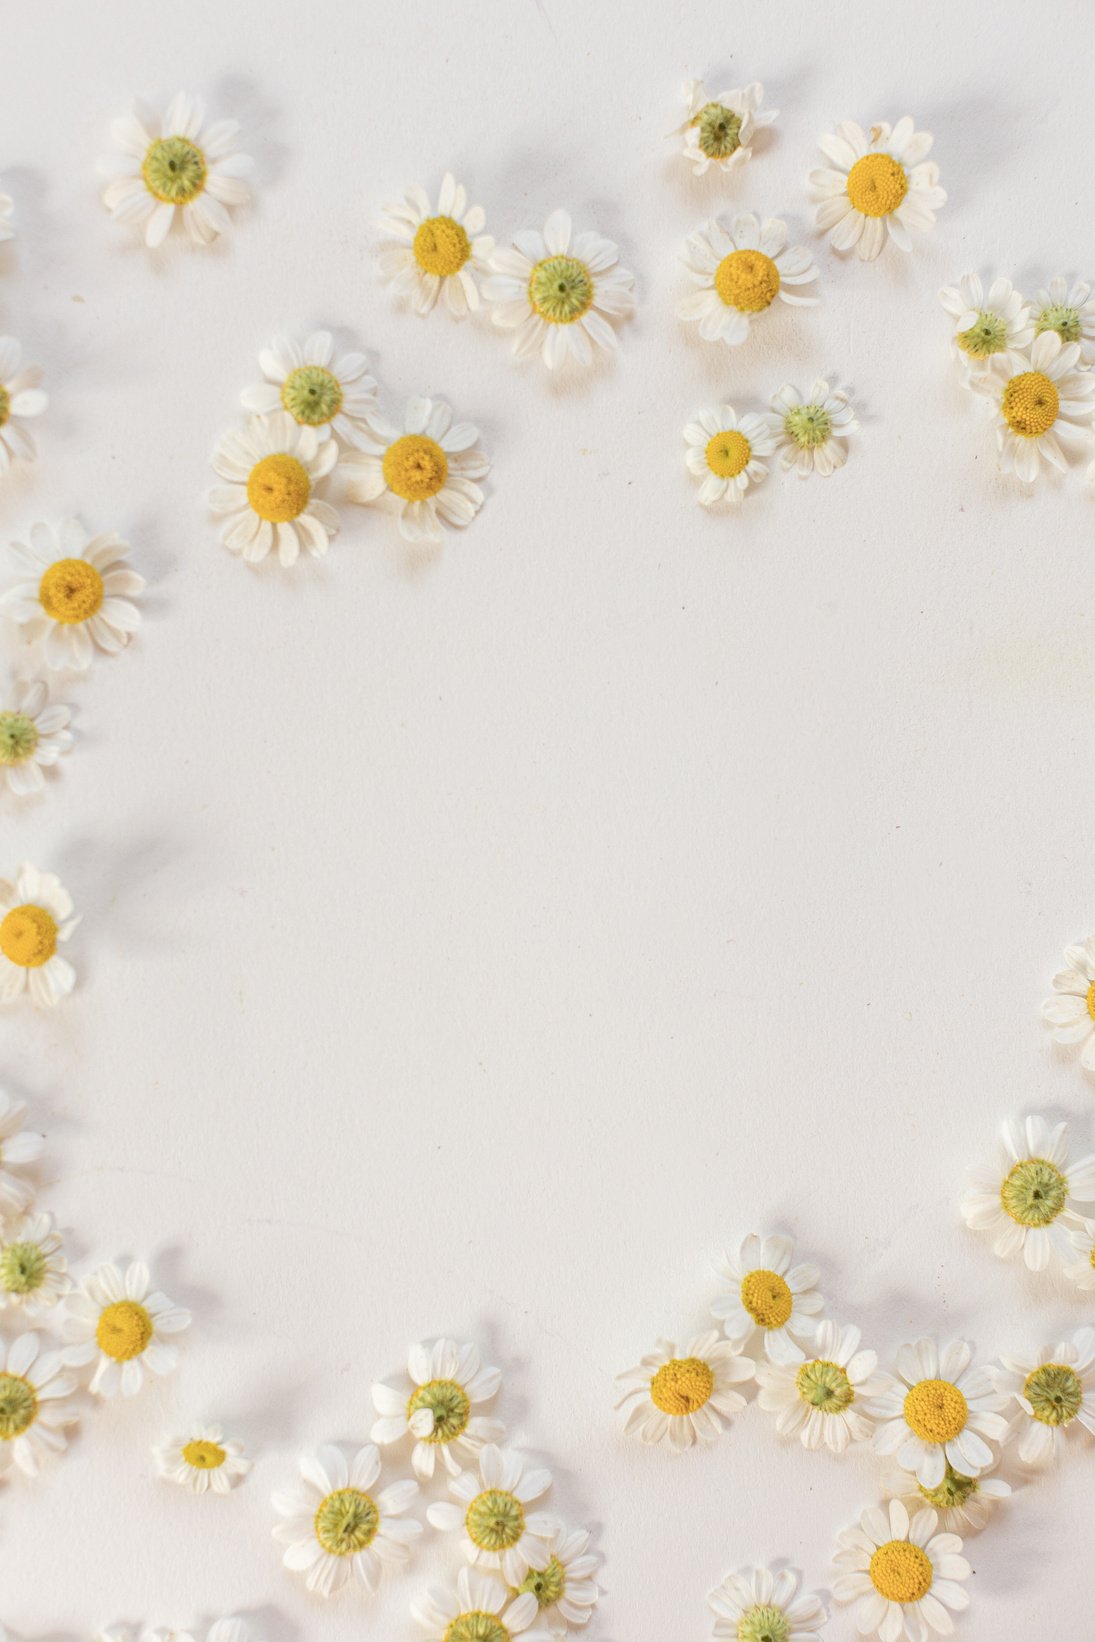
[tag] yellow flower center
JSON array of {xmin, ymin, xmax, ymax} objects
[
  {"xmin": 706, "ymin": 430, "xmax": 752, "ymax": 479},
  {"xmin": 96, "ymin": 1299, "xmax": 154, "ymax": 1362},
  {"xmin": 714, "ymin": 249, "xmax": 781, "ymax": 312},
  {"xmin": 413, "ymin": 215, "xmax": 472, "ymax": 278},
  {"xmin": 904, "ymin": 1378, "xmax": 968, "ymax": 1443},
  {"xmin": 39, "ymin": 558, "xmax": 104, "ymax": 625},
  {"xmin": 0, "ymin": 384, "xmax": 9, "ymax": 428},
  {"xmin": 740, "ymin": 1268, "xmax": 794, "ymax": 1329},
  {"xmin": 0, "ymin": 904, "xmax": 58, "ymax": 968},
  {"xmin": 314, "ymin": 1486, "xmax": 379, "ymax": 1555},
  {"xmin": 869, "ymin": 1540, "xmax": 933, "ymax": 1604},
  {"xmin": 1086, "ymin": 981, "xmax": 1095, "ymax": 1022},
  {"xmin": 182, "ymin": 1439, "xmax": 227, "ymax": 1469},
  {"xmin": 383, "ymin": 434, "xmax": 449, "ymax": 502},
  {"xmin": 1001, "ymin": 371, "xmax": 1059, "ymax": 437},
  {"xmin": 466, "ymin": 1487, "xmax": 525, "ymax": 1552},
  {"xmin": 246, "ymin": 453, "xmax": 312, "ymax": 523},
  {"xmin": 649, "ymin": 1356, "xmax": 715, "ymax": 1416},
  {"xmin": 845, "ymin": 152, "xmax": 909, "ymax": 217},
  {"xmin": 0, "ymin": 1372, "xmax": 38, "ymax": 1439}
]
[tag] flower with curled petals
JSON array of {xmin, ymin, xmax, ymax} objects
[
  {"xmin": 377, "ymin": 173, "xmax": 494, "ymax": 318},
  {"xmin": 508, "ymin": 1524, "xmax": 600, "ymax": 1637},
  {"xmin": 273, "ymin": 1442, "xmax": 422, "ymax": 1598},
  {"xmin": 678, "ymin": 79, "xmax": 778, "ymax": 176},
  {"xmin": 101, "ymin": 92, "xmax": 252, "ymax": 248},
  {"xmin": 372, "ymin": 1337, "xmax": 504, "ymax": 1479},
  {"xmin": 708, "ymin": 1563, "xmax": 828, "ymax": 1642},
  {"xmin": 811, "ymin": 118, "xmax": 945, "ymax": 260},
  {"xmin": 209, "ymin": 411, "xmax": 341, "ymax": 567},
  {"xmin": 870, "ymin": 1339, "xmax": 1009, "ymax": 1488},
  {"xmin": 342, "ymin": 397, "xmax": 489, "ymax": 546},
  {"xmin": 679, "ymin": 214, "xmax": 817, "ymax": 349},
  {"xmin": 427, "ymin": 1444, "xmax": 556, "ymax": 1587},
  {"xmin": 833, "ymin": 1499, "xmax": 970, "ymax": 1640},
  {"xmin": 484, "ymin": 209, "xmax": 634, "ymax": 370}
]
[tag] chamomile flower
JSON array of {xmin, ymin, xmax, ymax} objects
[
  {"xmin": 342, "ymin": 397, "xmax": 489, "ymax": 546},
  {"xmin": 102, "ymin": 92, "xmax": 252, "ymax": 248},
  {"xmin": 62, "ymin": 1260, "xmax": 191, "ymax": 1397},
  {"xmin": 756, "ymin": 1320, "xmax": 885, "ymax": 1455},
  {"xmin": 1041, "ymin": 935, "xmax": 1095, "ymax": 1072},
  {"xmin": 0, "ymin": 862, "xmax": 78, "ymax": 1008},
  {"xmin": 0, "ymin": 680, "xmax": 73, "ymax": 797},
  {"xmin": 886, "ymin": 1462, "xmax": 1012, "ymax": 1535},
  {"xmin": 615, "ymin": 1331, "xmax": 754, "ymax": 1451},
  {"xmin": 1, "ymin": 520, "xmax": 144, "ymax": 670},
  {"xmin": 833, "ymin": 1499, "xmax": 970, "ymax": 1640},
  {"xmin": 1032, "ymin": 277, "xmax": 1095, "ymax": 363},
  {"xmin": 811, "ymin": 118, "xmax": 945, "ymax": 260},
  {"xmin": 155, "ymin": 1423, "xmax": 250, "ymax": 1494},
  {"xmin": 484, "ymin": 209, "xmax": 635, "ymax": 370},
  {"xmin": 0, "ymin": 338, "xmax": 46, "ymax": 471},
  {"xmin": 0, "ymin": 1212, "xmax": 69, "ymax": 1314},
  {"xmin": 209, "ymin": 411, "xmax": 341, "ymax": 567},
  {"xmin": 1065, "ymin": 1219, "xmax": 1095, "ymax": 1290},
  {"xmin": 995, "ymin": 1328, "xmax": 1095, "ymax": 1464},
  {"xmin": 870, "ymin": 1339, "xmax": 1009, "ymax": 1488},
  {"xmin": 0, "ymin": 1093, "xmax": 43, "ymax": 1218},
  {"xmin": 0, "ymin": 1330, "xmax": 77, "ymax": 1476},
  {"xmin": 241, "ymin": 333, "xmax": 377, "ymax": 449},
  {"xmin": 414, "ymin": 1567, "xmax": 554, "ymax": 1642},
  {"xmin": 960, "ymin": 1114, "xmax": 1095, "ymax": 1270},
  {"xmin": 971, "ymin": 330, "xmax": 1095, "ymax": 484},
  {"xmin": 678, "ymin": 80, "xmax": 778, "ymax": 176},
  {"xmin": 683, "ymin": 406, "xmax": 776, "ymax": 508},
  {"xmin": 938, "ymin": 274, "xmax": 1033, "ymax": 374},
  {"xmin": 767, "ymin": 381, "xmax": 858, "ymax": 477},
  {"xmin": 272, "ymin": 1443, "xmax": 421, "ymax": 1598},
  {"xmin": 371, "ymin": 1337, "xmax": 504, "ymax": 1480},
  {"xmin": 711, "ymin": 1233, "xmax": 823, "ymax": 1362},
  {"xmin": 708, "ymin": 1564, "xmax": 828, "ymax": 1642},
  {"xmin": 508, "ymin": 1525, "xmax": 600, "ymax": 1637},
  {"xmin": 377, "ymin": 173, "xmax": 494, "ymax": 318},
  {"xmin": 679, "ymin": 214, "xmax": 817, "ymax": 349},
  {"xmin": 427, "ymin": 1444, "xmax": 556, "ymax": 1586},
  {"xmin": 0, "ymin": 184, "xmax": 12, "ymax": 241}
]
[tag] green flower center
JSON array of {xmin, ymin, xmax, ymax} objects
[
  {"xmin": 0, "ymin": 384, "xmax": 9, "ymax": 428},
  {"xmin": 445, "ymin": 1616, "xmax": 509, "ymax": 1642},
  {"xmin": 313, "ymin": 1486, "xmax": 379, "ymax": 1555},
  {"xmin": 0, "ymin": 1240, "xmax": 47, "ymax": 1295},
  {"xmin": 918, "ymin": 1463, "xmax": 978, "ymax": 1510},
  {"xmin": 737, "ymin": 1606, "xmax": 791, "ymax": 1642},
  {"xmin": 1025, "ymin": 1363, "xmax": 1083, "ymax": 1426},
  {"xmin": 0, "ymin": 712, "xmax": 39, "ymax": 767},
  {"xmin": 407, "ymin": 1377, "xmax": 471, "ymax": 1443},
  {"xmin": 693, "ymin": 101, "xmax": 743, "ymax": 159},
  {"xmin": 1000, "ymin": 1157, "xmax": 1068, "ymax": 1226},
  {"xmin": 528, "ymin": 256, "xmax": 593, "ymax": 324},
  {"xmin": 795, "ymin": 1358, "xmax": 854, "ymax": 1413},
  {"xmin": 513, "ymin": 1554, "xmax": 566, "ymax": 1609},
  {"xmin": 1036, "ymin": 303, "xmax": 1082, "ymax": 344},
  {"xmin": 785, "ymin": 404, "xmax": 832, "ymax": 448},
  {"xmin": 142, "ymin": 135, "xmax": 207, "ymax": 204},
  {"xmin": 0, "ymin": 1372, "xmax": 37, "ymax": 1439},
  {"xmin": 466, "ymin": 1487, "xmax": 525, "ymax": 1552},
  {"xmin": 958, "ymin": 310, "xmax": 1009, "ymax": 358},
  {"xmin": 280, "ymin": 365, "xmax": 343, "ymax": 427}
]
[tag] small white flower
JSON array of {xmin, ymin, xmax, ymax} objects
[
  {"xmin": 0, "ymin": 1330, "xmax": 78, "ymax": 1476},
  {"xmin": 677, "ymin": 80, "xmax": 778, "ymax": 176},
  {"xmin": 102, "ymin": 92, "xmax": 252, "ymax": 248},
  {"xmin": 272, "ymin": 1442, "xmax": 421, "ymax": 1598},
  {"xmin": 155, "ymin": 1422, "xmax": 251, "ymax": 1494},
  {"xmin": 708, "ymin": 1563, "xmax": 828, "ymax": 1642},
  {"xmin": 0, "ymin": 862, "xmax": 79, "ymax": 1007},
  {"xmin": 756, "ymin": 1320, "xmax": 886, "ymax": 1455},
  {"xmin": 811, "ymin": 117, "xmax": 945, "ymax": 260},
  {"xmin": 884, "ymin": 1461, "xmax": 1011, "ymax": 1535},
  {"xmin": 62, "ymin": 1259, "xmax": 191, "ymax": 1397},
  {"xmin": 1042, "ymin": 935, "xmax": 1095, "ymax": 1072},
  {"xmin": 484, "ymin": 209, "xmax": 635, "ymax": 370},
  {"xmin": 683, "ymin": 406, "xmax": 776, "ymax": 507},
  {"xmin": 961, "ymin": 1113, "xmax": 1095, "ymax": 1270},
  {"xmin": 1066, "ymin": 1218, "xmax": 1095, "ymax": 1291},
  {"xmin": 241, "ymin": 332, "xmax": 377, "ymax": 449},
  {"xmin": 1, "ymin": 520, "xmax": 144, "ymax": 670},
  {"xmin": 615, "ymin": 1331, "xmax": 754, "ymax": 1450},
  {"xmin": 0, "ymin": 1092, "xmax": 44, "ymax": 1218},
  {"xmin": 0, "ymin": 1212, "xmax": 69, "ymax": 1313},
  {"xmin": 870, "ymin": 1339, "xmax": 1010, "ymax": 1487},
  {"xmin": 377, "ymin": 173, "xmax": 494, "ymax": 318},
  {"xmin": 209, "ymin": 411, "xmax": 341, "ymax": 567},
  {"xmin": 679, "ymin": 214, "xmax": 817, "ymax": 349},
  {"xmin": 413, "ymin": 1566, "xmax": 554, "ymax": 1642},
  {"xmin": 711, "ymin": 1233, "xmax": 823, "ymax": 1361},
  {"xmin": 768, "ymin": 380, "xmax": 859, "ymax": 476},
  {"xmin": 371, "ymin": 1336, "xmax": 504, "ymax": 1479},
  {"xmin": 1032, "ymin": 277, "xmax": 1095, "ymax": 364},
  {"xmin": 994, "ymin": 1327, "xmax": 1095, "ymax": 1464},
  {"xmin": 971, "ymin": 329, "xmax": 1095, "ymax": 484},
  {"xmin": 938, "ymin": 274, "xmax": 1033, "ymax": 375},
  {"xmin": 511, "ymin": 1524, "xmax": 600, "ymax": 1637},
  {"xmin": 343, "ymin": 397, "xmax": 489, "ymax": 547},
  {"xmin": 833, "ymin": 1499, "xmax": 970, "ymax": 1639},
  {"xmin": 427, "ymin": 1444, "xmax": 556, "ymax": 1587},
  {"xmin": 0, "ymin": 679, "xmax": 73, "ymax": 798},
  {"xmin": 0, "ymin": 338, "xmax": 46, "ymax": 471}
]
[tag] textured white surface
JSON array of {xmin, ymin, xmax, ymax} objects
[{"xmin": 3, "ymin": 0, "xmax": 1095, "ymax": 1635}]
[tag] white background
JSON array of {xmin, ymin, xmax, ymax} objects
[{"xmin": 2, "ymin": 0, "xmax": 1095, "ymax": 1635}]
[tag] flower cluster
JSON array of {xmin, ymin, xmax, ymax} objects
[{"xmin": 684, "ymin": 381, "xmax": 859, "ymax": 508}]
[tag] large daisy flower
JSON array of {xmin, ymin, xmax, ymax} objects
[
  {"xmin": 938, "ymin": 274, "xmax": 1032, "ymax": 374},
  {"xmin": 427, "ymin": 1444, "xmax": 555, "ymax": 1586},
  {"xmin": 342, "ymin": 397, "xmax": 489, "ymax": 546},
  {"xmin": 209, "ymin": 411, "xmax": 341, "ymax": 567},
  {"xmin": 684, "ymin": 406, "xmax": 776, "ymax": 508},
  {"xmin": 711, "ymin": 1233, "xmax": 823, "ymax": 1362},
  {"xmin": 484, "ymin": 209, "xmax": 635, "ymax": 370},
  {"xmin": 510, "ymin": 1524, "xmax": 599, "ymax": 1637},
  {"xmin": 102, "ymin": 92, "xmax": 252, "ymax": 248},
  {"xmin": 833, "ymin": 1499, "xmax": 970, "ymax": 1640},
  {"xmin": 994, "ymin": 1327, "xmax": 1095, "ymax": 1465},
  {"xmin": 1032, "ymin": 277, "xmax": 1095, "ymax": 364},
  {"xmin": 708, "ymin": 1564, "xmax": 827, "ymax": 1642},
  {"xmin": 62, "ymin": 1259, "xmax": 191, "ymax": 1396},
  {"xmin": 971, "ymin": 329, "xmax": 1095, "ymax": 484},
  {"xmin": 273, "ymin": 1443, "xmax": 421, "ymax": 1598},
  {"xmin": 1, "ymin": 520, "xmax": 144, "ymax": 670},
  {"xmin": 241, "ymin": 333, "xmax": 377, "ymax": 450},
  {"xmin": 811, "ymin": 118, "xmax": 945, "ymax": 260},
  {"xmin": 960, "ymin": 1114, "xmax": 1095, "ymax": 1270},
  {"xmin": 371, "ymin": 1336, "xmax": 504, "ymax": 1479},
  {"xmin": 678, "ymin": 80, "xmax": 778, "ymax": 176},
  {"xmin": 886, "ymin": 1462, "xmax": 1011, "ymax": 1536},
  {"xmin": 377, "ymin": 173, "xmax": 494, "ymax": 318},
  {"xmin": 0, "ymin": 338, "xmax": 47, "ymax": 471},
  {"xmin": 870, "ymin": 1339, "xmax": 1009, "ymax": 1488},
  {"xmin": 0, "ymin": 1330, "xmax": 78, "ymax": 1477},
  {"xmin": 0, "ymin": 1212, "xmax": 69, "ymax": 1315},
  {"xmin": 679, "ymin": 214, "xmax": 817, "ymax": 349},
  {"xmin": 413, "ymin": 1567, "xmax": 554, "ymax": 1642},
  {"xmin": 0, "ymin": 679, "xmax": 74, "ymax": 798},
  {"xmin": 155, "ymin": 1423, "xmax": 251, "ymax": 1494},
  {"xmin": 0, "ymin": 1092, "xmax": 43, "ymax": 1216},
  {"xmin": 756, "ymin": 1319, "xmax": 885, "ymax": 1455},
  {"xmin": 767, "ymin": 379, "xmax": 858, "ymax": 476},
  {"xmin": 0, "ymin": 862, "xmax": 78, "ymax": 1007},
  {"xmin": 615, "ymin": 1331, "xmax": 754, "ymax": 1451},
  {"xmin": 1041, "ymin": 935, "xmax": 1095, "ymax": 1072},
  {"xmin": 1065, "ymin": 1219, "xmax": 1095, "ymax": 1291}
]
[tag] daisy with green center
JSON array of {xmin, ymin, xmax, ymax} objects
[
  {"xmin": 343, "ymin": 397, "xmax": 490, "ymax": 546},
  {"xmin": 272, "ymin": 1442, "xmax": 421, "ymax": 1598},
  {"xmin": 371, "ymin": 1337, "xmax": 504, "ymax": 1480},
  {"xmin": 413, "ymin": 1566, "xmax": 555, "ymax": 1642},
  {"xmin": 0, "ymin": 679, "xmax": 73, "ymax": 798},
  {"xmin": 0, "ymin": 1091, "xmax": 44, "ymax": 1217},
  {"xmin": 1041, "ymin": 935, "xmax": 1095, "ymax": 1073},
  {"xmin": 886, "ymin": 1462, "xmax": 1011, "ymax": 1536},
  {"xmin": 427, "ymin": 1444, "xmax": 556, "ymax": 1587},
  {"xmin": 0, "ymin": 337, "xmax": 47, "ymax": 472},
  {"xmin": 833, "ymin": 1499, "xmax": 970, "ymax": 1640},
  {"xmin": 1065, "ymin": 1218, "xmax": 1095, "ymax": 1291},
  {"xmin": 683, "ymin": 406, "xmax": 777, "ymax": 508},
  {"xmin": 961, "ymin": 1113, "xmax": 1095, "ymax": 1270},
  {"xmin": 869, "ymin": 1339, "xmax": 1009, "ymax": 1489},
  {"xmin": 679, "ymin": 214, "xmax": 817, "ymax": 349},
  {"xmin": 0, "ymin": 1213, "xmax": 69, "ymax": 1315},
  {"xmin": 708, "ymin": 1564, "xmax": 828, "ymax": 1642},
  {"xmin": 0, "ymin": 862, "xmax": 79, "ymax": 1008},
  {"xmin": 484, "ymin": 209, "xmax": 635, "ymax": 370},
  {"xmin": 995, "ymin": 1327, "xmax": 1095, "ymax": 1465},
  {"xmin": 811, "ymin": 118, "xmax": 945, "ymax": 261},
  {"xmin": 677, "ymin": 79, "xmax": 778, "ymax": 176},
  {"xmin": 1033, "ymin": 277, "xmax": 1095, "ymax": 363},
  {"xmin": 209, "ymin": 411, "xmax": 341, "ymax": 567},
  {"xmin": 155, "ymin": 1422, "xmax": 251, "ymax": 1494},
  {"xmin": 241, "ymin": 332, "xmax": 378, "ymax": 449},
  {"xmin": 507, "ymin": 1525, "xmax": 599, "ymax": 1636},
  {"xmin": 970, "ymin": 329, "xmax": 1095, "ymax": 485},
  {"xmin": 1, "ymin": 520, "xmax": 144, "ymax": 671},
  {"xmin": 615, "ymin": 1331, "xmax": 754, "ymax": 1451},
  {"xmin": 938, "ymin": 274, "xmax": 1033, "ymax": 376},
  {"xmin": 377, "ymin": 173, "xmax": 495, "ymax": 319},
  {"xmin": 101, "ymin": 92, "xmax": 252, "ymax": 248},
  {"xmin": 767, "ymin": 380, "xmax": 858, "ymax": 477},
  {"xmin": 0, "ymin": 1330, "xmax": 78, "ymax": 1476},
  {"xmin": 756, "ymin": 1319, "xmax": 886, "ymax": 1455},
  {"xmin": 61, "ymin": 1259, "xmax": 191, "ymax": 1397},
  {"xmin": 712, "ymin": 1233, "xmax": 824, "ymax": 1363}
]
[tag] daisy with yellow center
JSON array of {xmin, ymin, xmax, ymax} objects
[
  {"xmin": 0, "ymin": 1212, "xmax": 69, "ymax": 1316},
  {"xmin": 61, "ymin": 1259, "xmax": 191, "ymax": 1398},
  {"xmin": 0, "ymin": 1090, "xmax": 44, "ymax": 1217},
  {"xmin": 0, "ymin": 862, "xmax": 79, "ymax": 1008},
  {"xmin": 679, "ymin": 213, "xmax": 817, "ymax": 349},
  {"xmin": 938, "ymin": 274, "xmax": 1033, "ymax": 376},
  {"xmin": 615, "ymin": 1331, "xmax": 754, "ymax": 1451},
  {"xmin": 241, "ymin": 331, "xmax": 377, "ymax": 449},
  {"xmin": 683, "ymin": 406, "xmax": 777, "ymax": 509},
  {"xmin": 377, "ymin": 173, "xmax": 495, "ymax": 319},
  {"xmin": 869, "ymin": 1339, "xmax": 1009, "ymax": 1489},
  {"xmin": 811, "ymin": 118, "xmax": 945, "ymax": 261},
  {"xmin": 343, "ymin": 397, "xmax": 490, "ymax": 546},
  {"xmin": 994, "ymin": 1326, "xmax": 1095, "ymax": 1465},
  {"xmin": 0, "ymin": 678, "xmax": 74, "ymax": 798},
  {"xmin": 0, "ymin": 1329, "xmax": 78, "ymax": 1478},
  {"xmin": 708, "ymin": 1563, "xmax": 828, "ymax": 1642},
  {"xmin": 833, "ymin": 1499, "xmax": 970, "ymax": 1640},
  {"xmin": 711, "ymin": 1233, "xmax": 824, "ymax": 1362},
  {"xmin": 427, "ymin": 1444, "xmax": 555, "ymax": 1588},
  {"xmin": 413, "ymin": 1566, "xmax": 555, "ymax": 1642},
  {"xmin": 0, "ymin": 336, "xmax": 47, "ymax": 471},
  {"xmin": 484, "ymin": 208, "xmax": 635, "ymax": 370},
  {"xmin": 155, "ymin": 1422, "xmax": 251, "ymax": 1494},
  {"xmin": 372, "ymin": 1337, "xmax": 505, "ymax": 1480},
  {"xmin": 101, "ymin": 92, "xmax": 252, "ymax": 248},
  {"xmin": 1042, "ymin": 935, "xmax": 1095, "ymax": 1072},
  {"xmin": 961, "ymin": 1113, "xmax": 1095, "ymax": 1270},
  {"xmin": 971, "ymin": 329, "xmax": 1095, "ymax": 484},
  {"xmin": 1, "ymin": 519, "xmax": 144, "ymax": 671},
  {"xmin": 677, "ymin": 79, "xmax": 778, "ymax": 176},
  {"xmin": 767, "ymin": 379, "xmax": 859, "ymax": 477},
  {"xmin": 756, "ymin": 1319, "xmax": 886, "ymax": 1455},
  {"xmin": 209, "ymin": 410, "xmax": 342, "ymax": 567},
  {"xmin": 1033, "ymin": 276, "xmax": 1095, "ymax": 364},
  {"xmin": 887, "ymin": 1462, "xmax": 1012, "ymax": 1536},
  {"xmin": 273, "ymin": 1442, "xmax": 422, "ymax": 1598}
]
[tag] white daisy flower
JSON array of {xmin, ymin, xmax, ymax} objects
[
  {"xmin": 870, "ymin": 1339, "xmax": 1010, "ymax": 1488},
  {"xmin": 811, "ymin": 118, "xmax": 945, "ymax": 260},
  {"xmin": 1041, "ymin": 935, "xmax": 1095, "ymax": 1072},
  {"xmin": 768, "ymin": 380, "xmax": 859, "ymax": 478},
  {"xmin": 885, "ymin": 1462, "xmax": 1011, "ymax": 1536},
  {"xmin": 0, "ymin": 183, "xmax": 12, "ymax": 241},
  {"xmin": 683, "ymin": 406, "xmax": 777, "ymax": 508},
  {"xmin": 102, "ymin": 92, "xmax": 252, "ymax": 248},
  {"xmin": 1032, "ymin": 277, "xmax": 1095, "ymax": 364},
  {"xmin": 427, "ymin": 1444, "xmax": 556, "ymax": 1587},
  {"xmin": 414, "ymin": 1566, "xmax": 554, "ymax": 1642},
  {"xmin": 1, "ymin": 520, "xmax": 144, "ymax": 670},
  {"xmin": 483, "ymin": 209, "xmax": 635, "ymax": 370},
  {"xmin": 0, "ymin": 862, "xmax": 79, "ymax": 1008},
  {"xmin": 971, "ymin": 329, "xmax": 1095, "ymax": 484},
  {"xmin": 377, "ymin": 173, "xmax": 495, "ymax": 319},
  {"xmin": 938, "ymin": 274, "xmax": 1033, "ymax": 373},
  {"xmin": 708, "ymin": 1564, "xmax": 828, "ymax": 1642},
  {"xmin": 961, "ymin": 1113, "xmax": 1095, "ymax": 1270},
  {"xmin": 342, "ymin": 397, "xmax": 489, "ymax": 547},
  {"xmin": 0, "ymin": 1212, "xmax": 69, "ymax": 1314},
  {"xmin": 1065, "ymin": 1218, "xmax": 1095, "ymax": 1290},
  {"xmin": 0, "ymin": 1092, "xmax": 44, "ymax": 1218},
  {"xmin": 209, "ymin": 411, "xmax": 341, "ymax": 567},
  {"xmin": 677, "ymin": 80, "xmax": 778, "ymax": 176},
  {"xmin": 508, "ymin": 1524, "xmax": 599, "ymax": 1637},
  {"xmin": 0, "ymin": 679, "xmax": 73, "ymax": 798},
  {"xmin": 679, "ymin": 214, "xmax": 817, "ymax": 349},
  {"xmin": 272, "ymin": 1442, "xmax": 421, "ymax": 1598},
  {"xmin": 995, "ymin": 1326, "xmax": 1095, "ymax": 1465},
  {"xmin": 615, "ymin": 1331, "xmax": 754, "ymax": 1451},
  {"xmin": 371, "ymin": 1337, "xmax": 504, "ymax": 1480},
  {"xmin": 0, "ymin": 1330, "xmax": 78, "ymax": 1476},
  {"xmin": 0, "ymin": 338, "xmax": 47, "ymax": 471},
  {"xmin": 833, "ymin": 1499, "xmax": 970, "ymax": 1640},
  {"xmin": 240, "ymin": 332, "xmax": 377, "ymax": 449},
  {"xmin": 756, "ymin": 1319, "xmax": 886, "ymax": 1455},
  {"xmin": 711, "ymin": 1233, "xmax": 824, "ymax": 1362},
  {"xmin": 61, "ymin": 1259, "xmax": 191, "ymax": 1396},
  {"xmin": 155, "ymin": 1423, "xmax": 250, "ymax": 1494}
]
